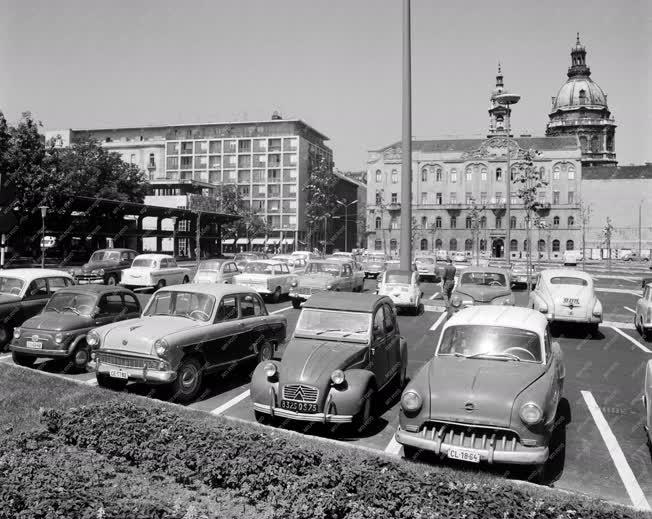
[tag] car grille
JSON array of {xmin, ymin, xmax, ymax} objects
[
  {"xmin": 97, "ymin": 353, "xmax": 160, "ymax": 370},
  {"xmin": 298, "ymin": 287, "xmax": 321, "ymax": 296},
  {"xmin": 421, "ymin": 421, "xmax": 521, "ymax": 452},
  {"xmin": 282, "ymin": 384, "xmax": 319, "ymax": 403}
]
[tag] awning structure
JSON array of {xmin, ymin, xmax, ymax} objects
[
  {"xmin": 222, "ymin": 238, "xmax": 235, "ymax": 245},
  {"xmin": 267, "ymin": 238, "xmax": 281, "ymax": 245},
  {"xmin": 251, "ymin": 238, "xmax": 267, "ymax": 245},
  {"xmin": 236, "ymin": 238, "xmax": 250, "ymax": 245},
  {"xmin": 282, "ymin": 238, "xmax": 294, "ymax": 245}
]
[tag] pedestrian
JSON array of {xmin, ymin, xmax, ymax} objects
[{"xmin": 441, "ymin": 258, "xmax": 456, "ymax": 306}]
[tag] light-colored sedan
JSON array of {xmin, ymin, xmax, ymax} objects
[
  {"xmin": 233, "ymin": 260, "xmax": 296, "ymax": 303},
  {"xmin": 325, "ymin": 257, "xmax": 365, "ymax": 292},
  {"xmin": 635, "ymin": 283, "xmax": 652, "ymax": 340},
  {"xmin": 271, "ymin": 255, "xmax": 307, "ymax": 274},
  {"xmin": 529, "ymin": 269, "xmax": 602, "ymax": 334},
  {"xmin": 193, "ymin": 259, "xmax": 240, "ymax": 284},
  {"xmin": 451, "ymin": 251, "xmax": 468, "ymax": 263},
  {"xmin": 414, "ymin": 255, "xmax": 440, "ymax": 282},
  {"xmin": 120, "ymin": 254, "xmax": 191, "ymax": 291},
  {"xmin": 377, "ymin": 270, "xmax": 422, "ymax": 314}
]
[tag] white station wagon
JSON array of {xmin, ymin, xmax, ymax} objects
[
  {"xmin": 120, "ymin": 254, "xmax": 191, "ymax": 291},
  {"xmin": 233, "ymin": 260, "xmax": 295, "ymax": 303},
  {"xmin": 529, "ymin": 269, "xmax": 602, "ymax": 333}
]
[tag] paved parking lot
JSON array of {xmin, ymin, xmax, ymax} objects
[{"xmin": 2, "ymin": 273, "xmax": 652, "ymax": 510}]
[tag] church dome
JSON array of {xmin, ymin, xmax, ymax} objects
[{"xmin": 552, "ymin": 77, "xmax": 607, "ymax": 110}]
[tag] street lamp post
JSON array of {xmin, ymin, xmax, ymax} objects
[
  {"xmin": 399, "ymin": 0, "xmax": 413, "ymax": 271},
  {"xmin": 39, "ymin": 206, "xmax": 48, "ymax": 269},
  {"xmin": 639, "ymin": 200, "xmax": 644, "ymax": 260},
  {"xmin": 337, "ymin": 200, "xmax": 358, "ymax": 252},
  {"xmin": 170, "ymin": 216, "xmax": 178, "ymax": 259}
]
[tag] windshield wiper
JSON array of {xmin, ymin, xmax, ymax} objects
[
  {"xmin": 62, "ymin": 306, "xmax": 80, "ymax": 316},
  {"xmin": 467, "ymin": 351, "xmax": 521, "ymax": 361},
  {"xmin": 315, "ymin": 328, "xmax": 346, "ymax": 335},
  {"xmin": 46, "ymin": 307, "xmax": 60, "ymax": 313}
]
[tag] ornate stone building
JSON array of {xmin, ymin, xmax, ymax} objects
[{"xmin": 546, "ymin": 34, "xmax": 617, "ymax": 166}]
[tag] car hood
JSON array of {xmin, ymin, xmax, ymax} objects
[
  {"xmin": 0, "ymin": 293, "xmax": 21, "ymax": 305},
  {"xmin": 194, "ymin": 271, "xmax": 220, "ymax": 282},
  {"xmin": 101, "ymin": 316, "xmax": 202, "ymax": 355},
  {"xmin": 427, "ymin": 357, "xmax": 546, "ymax": 428},
  {"xmin": 456, "ymin": 285, "xmax": 511, "ymax": 303},
  {"xmin": 298, "ymin": 274, "xmax": 338, "ymax": 288},
  {"xmin": 21, "ymin": 312, "xmax": 94, "ymax": 332},
  {"xmin": 81, "ymin": 260, "xmax": 119, "ymax": 272},
  {"xmin": 280, "ymin": 338, "xmax": 366, "ymax": 387}
]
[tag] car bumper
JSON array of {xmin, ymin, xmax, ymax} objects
[
  {"xmin": 89, "ymin": 360, "xmax": 176, "ymax": 384},
  {"xmin": 384, "ymin": 295, "xmax": 417, "ymax": 307},
  {"xmin": 253, "ymin": 402, "xmax": 353, "ymax": 423},
  {"xmin": 10, "ymin": 342, "xmax": 74, "ymax": 357},
  {"xmin": 395, "ymin": 426, "xmax": 549, "ymax": 465},
  {"xmin": 549, "ymin": 313, "xmax": 601, "ymax": 324}
]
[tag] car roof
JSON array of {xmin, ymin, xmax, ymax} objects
[
  {"xmin": 385, "ymin": 269, "xmax": 413, "ymax": 276},
  {"xmin": 160, "ymin": 283, "xmax": 258, "ymax": 298},
  {"xmin": 303, "ymin": 292, "xmax": 389, "ymax": 313},
  {"xmin": 540, "ymin": 269, "xmax": 592, "ymax": 281},
  {"xmin": 134, "ymin": 253, "xmax": 174, "ymax": 260},
  {"xmin": 0, "ymin": 268, "xmax": 73, "ymax": 282},
  {"xmin": 460, "ymin": 267, "xmax": 510, "ymax": 275},
  {"xmin": 93, "ymin": 248, "xmax": 136, "ymax": 253},
  {"xmin": 58, "ymin": 284, "xmax": 135, "ymax": 295},
  {"xmin": 444, "ymin": 306, "xmax": 548, "ymax": 334}
]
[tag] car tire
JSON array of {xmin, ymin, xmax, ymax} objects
[
  {"xmin": 96, "ymin": 373, "xmax": 128, "ymax": 391},
  {"xmin": 106, "ymin": 274, "xmax": 118, "ymax": 286},
  {"xmin": 588, "ymin": 323, "xmax": 600, "ymax": 336},
  {"xmin": 182, "ymin": 276, "xmax": 190, "ymax": 284},
  {"xmin": 258, "ymin": 340, "xmax": 274, "ymax": 363},
  {"xmin": 12, "ymin": 351, "xmax": 36, "ymax": 368},
  {"xmin": 270, "ymin": 287, "xmax": 281, "ymax": 304},
  {"xmin": 352, "ymin": 385, "xmax": 376, "ymax": 434},
  {"xmin": 0, "ymin": 325, "xmax": 11, "ymax": 352},
  {"xmin": 64, "ymin": 342, "xmax": 90, "ymax": 373},
  {"xmin": 155, "ymin": 279, "xmax": 166, "ymax": 290},
  {"xmin": 291, "ymin": 298, "xmax": 301, "ymax": 309},
  {"xmin": 169, "ymin": 356, "xmax": 204, "ymax": 404}
]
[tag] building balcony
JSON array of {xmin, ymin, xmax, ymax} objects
[
  {"xmin": 547, "ymin": 117, "xmax": 616, "ymax": 128},
  {"xmin": 386, "ymin": 202, "xmax": 401, "ymax": 211}
]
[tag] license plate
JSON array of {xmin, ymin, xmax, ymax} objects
[
  {"xmin": 448, "ymin": 447, "xmax": 481, "ymax": 463},
  {"xmin": 109, "ymin": 369, "xmax": 128, "ymax": 379},
  {"xmin": 280, "ymin": 400, "xmax": 318, "ymax": 414},
  {"xmin": 25, "ymin": 341, "xmax": 42, "ymax": 349}
]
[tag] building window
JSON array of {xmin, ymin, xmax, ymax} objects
[
  {"xmin": 553, "ymin": 191, "xmax": 560, "ymax": 204},
  {"xmin": 391, "ymin": 170, "xmax": 398, "ymax": 183},
  {"xmin": 421, "ymin": 192, "xmax": 428, "ymax": 204},
  {"xmin": 465, "ymin": 216, "xmax": 472, "ymax": 229},
  {"xmin": 510, "ymin": 239, "xmax": 518, "ymax": 252},
  {"xmin": 510, "ymin": 216, "xmax": 516, "ymax": 229},
  {"xmin": 568, "ymin": 165, "xmax": 575, "ymax": 180},
  {"xmin": 421, "ymin": 216, "xmax": 427, "ymax": 227},
  {"xmin": 523, "ymin": 239, "xmax": 529, "ymax": 252},
  {"xmin": 568, "ymin": 216, "xmax": 575, "ymax": 226},
  {"xmin": 435, "ymin": 216, "xmax": 442, "ymax": 229},
  {"xmin": 553, "ymin": 165, "xmax": 560, "ymax": 180},
  {"xmin": 436, "ymin": 168, "xmax": 443, "ymax": 182},
  {"xmin": 580, "ymin": 136, "xmax": 588, "ymax": 152},
  {"xmin": 375, "ymin": 191, "xmax": 382, "ymax": 205},
  {"xmin": 450, "ymin": 238, "xmax": 458, "ymax": 251},
  {"xmin": 566, "ymin": 240, "xmax": 574, "ymax": 251},
  {"xmin": 420, "ymin": 238, "xmax": 428, "ymax": 251},
  {"xmin": 148, "ymin": 153, "xmax": 155, "ymax": 168},
  {"xmin": 480, "ymin": 239, "xmax": 486, "ymax": 251},
  {"xmin": 391, "ymin": 192, "xmax": 398, "ymax": 204},
  {"xmin": 435, "ymin": 238, "xmax": 442, "ymax": 249},
  {"xmin": 450, "ymin": 192, "xmax": 457, "ymax": 204},
  {"xmin": 552, "ymin": 239, "xmax": 560, "ymax": 252},
  {"xmin": 553, "ymin": 216, "xmax": 560, "ymax": 227},
  {"xmin": 374, "ymin": 239, "xmax": 382, "ymax": 250},
  {"xmin": 495, "ymin": 191, "xmax": 502, "ymax": 203},
  {"xmin": 375, "ymin": 170, "xmax": 381, "ymax": 183},
  {"xmin": 421, "ymin": 167, "xmax": 428, "ymax": 182},
  {"xmin": 568, "ymin": 191, "xmax": 575, "ymax": 204},
  {"xmin": 510, "ymin": 166, "xmax": 519, "ymax": 181},
  {"xmin": 450, "ymin": 168, "xmax": 457, "ymax": 183},
  {"xmin": 465, "ymin": 192, "xmax": 473, "ymax": 204},
  {"xmin": 465, "ymin": 167, "xmax": 472, "ymax": 182},
  {"xmin": 480, "ymin": 216, "xmax": 487, "ymax": 229},
  {"xmin": 495, "ymin": 216, "xmax": 502, "ymax": 228},
  {"xmin": 578, "ymin": 89, "xmax": 586, "ymax": 104},
  {"xmin": 481, "ymin": 167, "xmax": 487, "ymax": 181},
  {"xmin": 464, "ymin": 239, "xmax": 473, "ymax": 251},
  {"xmin": 538, "ymin": 239, "xmax": 545, "ymax": 252},
  {"xmin": 538, "ymin": 192, "xmax": 546, "ymax": 203},
  {"xmin": 130, "ymin": 154, "xmax": 136, "ymax": 164},
  {"xmin": 539, "ymin": 166, "xmax": 545, "ymax": 180},
  {"xmin": 375, "ymin": 217, "xmax": 382, "ymax": 230},
  {"xmin": 436, "ymin": 192, "xmax": 442, "ymax": 204},
  {"xmin": 480, "ymin": 192, "xmax": 487, "ymax": 204},
  {"xmin": 607, "ymin": 134, "xmax": 614, "ymax": 151},
  {"xmin": 390, "ymin": 239, "xmax": 398, "ymax": 250},
  {"xmin": 391, "ymin": 218, "xmax": 399, "ymax": 230},
  {"xmin": 450, "ymin": 216, "xmax": 457, "ymax": 229},
  {"xmin": 496, "ymin": 168, "xmax": 503, "ymax": 181}
]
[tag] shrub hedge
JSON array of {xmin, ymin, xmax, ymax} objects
[{"xmin": 0, "ymin": 402, "xmax": 640, "ymax": 519}]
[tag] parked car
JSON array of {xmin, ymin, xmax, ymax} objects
[
  {"xmin": 449, "ymin": 267, "xmax": 515, "ymax": 315},
  {"xmin": 414, "ymin": 255, "xmax": 440, "ymax": 282},
  {"xmin": 562, "ymin": 250, "xmax": 582, "ymax": 266},
  {"xmin": 528, "ymin": 269, "xmax": 602, "ymax": 333},
  {"xmin": 233, "ymin": 260, "xmax": 296, "ymax": 303},
  {"xmin": 642, "ymin": 359, "xmax": 652, "ymax": 445},
  {"xmin": 120, "ymin": 254, "xmax": 191, "ymax": 291},
  {"xmin": 251, "ymin": 292, "xmax": 407, "ymax": 426},
  {"xmin": 271, "ymin": 255, "xmax": 307, "ymax": 273},
  {"xmin": 291, "ymin": 250, "xmax": 320, "ymax": 262},
  {"xmin": 233, "ymin": 253, "xmax": 261, "ymax": 269},
  {"xmin": 74, "ymin": 248, "xmax": 139, "ymax": 285},
  {"xmin": 435, "ymin": 250, "xmax": 449, "ymax": 261},
  {"xmin": 377, "ymin": 270, "xmax": 422, "ymax": 315},
  {"xmin": 324, "ymin": 257, "xmax": 365, "ymax": 292},
  {"xmin": 10, "ymin": 285, "xmax": 141, "ymax": 370},
  {"xmin": 87, "ymin": 284, "xmax": 287, "ymax": 403},
  {"xmin": 0, "ymin": 269, "xmax": 75, "ymax": 351},
  {"xmin": 331, "ymin": 252, "xmax": 354, "ymax": 260},
  {"xmin": 510, "ymin": 263, "xmax": 539, "ymax": 288},
  {"xmin": 289, "ymin": 260, "xmax": 360, "ymax": 309},
  {"xmin": 622, "ymin": 251, "xmax": 649, "ymax": 262},
  {"xmin": 361, "ymin": 253, "xmax": 387, "ymax": 279},
  {"xmin": 635, "ymin": 283, "xmax": 652, "ymax": 340},
  {"xmin": 192, "ymin": 259, "xmax": 240, "ymax": 284},
  {"xmin": 451, "ymin": 251, "xmax": 468, "ymax": 263},
  {"xmin": 397, "ymin": 305, "xmax": 565, "ymax": 468}
]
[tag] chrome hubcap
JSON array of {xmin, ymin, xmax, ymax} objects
[
  {"xmin": 260, "ymin": 344, "xmax": 272, "ymax": 361},
  {"xmin": 75, "ymin": 349, "xmax": 88, "ymax": 365},
  {"xmin": 180, "ymin": 366, "xmax": 197, "ymax": 389}
]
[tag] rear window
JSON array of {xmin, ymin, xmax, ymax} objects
[
  {"xmin": 132, "ymin": 258, "xmax": 156, "ymax": 268},
  {"xmin": 550, "ymin": 277, "xmax": 588, "ymax": 286},
  {"xmin": 385, "ymin": 272, "xmax": 411, "ymax": 284}
]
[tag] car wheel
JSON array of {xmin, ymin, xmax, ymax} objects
[
  {"xmin": 169, "ymin": 357, "xmax": 204, "ymax": 404},
  {"xmin": 64, "ymin": 342, "xmax": 90, "ymax": 373},
  {"xmin": 12, "ymin": 351, "xmax": 36, "ymax": 368},
  {"xmin": 270, "ymin": 287, "xmax": 281, "ymax": 304},
  {"xmin": 0, "ymin": 325, "xmax": 11, "ymax": 352},
  {"xmin": 96, "ymin": 373, "xmax": 128, "ymax": 391},
  {"xmin": 106, "ymin": 274, "xmax": 118, "ymax": 286},
  {"xmin": 258, "ymin": 340, "xmax": 274, "ymax": 363},
  {"xmin": 182, "ymin": 276, "xmax": 190, "ymax": 284},
  {"xmin": 155, "ymin": 279, "xmax": 166, "ymax": 290},
  {"xmin": 291, "ymin": 298, "xmax": 301, "ymax": 309}
]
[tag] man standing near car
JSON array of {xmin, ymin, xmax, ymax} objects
[{"xmin": 442, "ymin": 258, "xmax": 456, "ymax": 306}]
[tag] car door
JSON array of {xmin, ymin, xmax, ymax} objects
[
  {"xmin": 278, "ymin": 264, "xmax": 291, "ymax": 293},
  {"xmin": 204, "ymin": 294, "xmax": 244, "ymax": 368},
  {"xmin": 120, "ymin": 292, "xmax": 142, "ymax": 320},
  {"xmin": 236, "ymin": 293, "xmax": 267, "ymax": 360},
  {"xmin": 638, "ymin": 286, "xmax": 651, "ymax": 325},
  {"xmin": 20, "ymin": 278, "xmax": 51, "ymax": 323},
  {"xmin": 167, "ymin": 258, "xmax": 183, "ymax": 284},
  {"xmin": 94, "ymin": 293, "xmax": 125, "ymax": 327}
]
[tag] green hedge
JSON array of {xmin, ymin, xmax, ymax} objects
[{"xmin": 0, "ymin": 402, "xmax": 639, "ymax": 519}]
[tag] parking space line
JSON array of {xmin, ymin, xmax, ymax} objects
[
  {"xmin": 581, "ymin": 390, "xmax": 651, "ymax": 511},
  {"xmin": 429, "ymin": 291, "xmax": 441, "ymax": 300},
  {"xmin": 210, "ymin": 389, "xmax": 250, "ymax": 415},
  {"xmin": 609, "ymin": 326, "xmax": 652, "ymax": 354},
  {"xmin": 383, "ymin": 434, "xmax": 402, "ymax": 456},
  {"xmin": 624, "ymin": 306, "xmax": 636, "ymax": 314},
  {"xmin": 602, "ymin": 320, "xmax": 636, "ymax": 330},
  {"xmin": 270, "ymin": 306, "xmax": 292, "ymax": 314},
  {"xmin": 430, "ymin": 312, "xmax": 447, "ymax": 332}
]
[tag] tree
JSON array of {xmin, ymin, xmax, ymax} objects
[
  {"xmin": 600, "ymin": 217, "xmax": 615, "ymax": 269},
  {"xmin": 468, "ymin": 197, "xmax": 486, "ymax": 265},
  {"xmin": 217, "ymin": 185, "xmax": 271, "ymax": 246},
  {"xmin": 303, "ymin": 153, "xmax": 338, "ymax": 252}
]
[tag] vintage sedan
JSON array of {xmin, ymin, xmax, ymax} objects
[
  {"xmin": 361, "ymin": 253, "xmax": 387, "ymax": 279},
  {"xmin": 451, "ymin": 251, "xmax": 468, "ymax": 263},
  {"xmin": 0, "ymin": 269, "xmax": 75, "ymax": 351},
  {"xmin": 120, "ymin": 254, "xmax": 191, "ymax": 291},
  {"xmin": 192, "ymin": 259, "xmax": 240, "ymax": 284},
  {"xmin": 634, "ymin": 283, "xmax": 652, "ymax": 340},
  {"xmin": 325, "ymin": 257, "xmax": 365, "ymax": 292},
  {"xmin": 271, "ymin": 255, "xmax": 307, "ymax": 273},
  {"xmin": 529, "ymin": 269, "xmax": 602, "ymax": 333},
  {"xmin": 74, "ymin": 248, "xmax": 138, "ymax": 285},
  {"xmin": 511, "ymin": 263, "xmax": 539, "ymax": 288},
  {"xmin": 449, "ymin": 267, "xmax": 515, "ymax": 315},
  {"xmin": 289, "ymin": 260, "xmax": 359, "ymax": 309},
  {"xmin": 414, "ymin": 255, "xmax": 440, "ymax": 282},
  {"xmin": 233, "ymin": 260, "xmax": 295, "ymax": 303},
  {"xmin": 87, "ymin": 284, "xmax": 287, "ymax": 403},
  {"xmin": 397, "ymin": 306, "xmax": 565, "ymax": 468},
  {"xmin": 251, "ymin": 292, "xmax": 407, "ymax": 426},
  {"xmin": 10, "ymin": 285, "xmax": 141, "ymax": 370},
  {"xmin": 377, "ymin": 270, "xmax": 422, "ymax": 314},
  {"xmin": 642, "ymin": 359, "xmax": 652, "ymax": 446}
]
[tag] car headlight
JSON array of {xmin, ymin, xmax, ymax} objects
[
  {"xmin": 55, "ymin": 333, "xmax": 64, "ymax": 344},
  {"xmin": 401, "ymin": 390, "xmax": 422, "ymax": 413},
  {"xmin": 330, "ymin": 369, "xmax": 345, "ymax": 385},
  {"xmin": 264, "ymin": 362, "xmax": 277, "ymax": 378},
  {"xmin": 91, "ymin": 268, "xmax": 105, "ymax": 276},
  {"xmin": 13, "ymin": 327, "xmax": 21, "ymax": 339},
  {"xmin": 451, "ymin": 295, "xmax": 462, "ymax": 307},
  {"xmin": 86, "ymin": 330, "xmax": 100, "ymax": 347},
  {"xmin": 326, "ymin": 284, "xmax": 333, "ymax": 290},
  {"xmin": 291, "ymin": 281, "xmax": 298, "ymax": 288},
  {"xmin": 519, "ymin": 402, "xmax": 543, "ymax": 425},
  {"xmin": 154, "ymin": 338, "xmax": 169, "ymax": 357},
  {"xmin": 539, "ymin": 304, "xmax": 548, "ymax": 314}
]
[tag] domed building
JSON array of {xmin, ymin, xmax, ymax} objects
[{"xmin": 546, "ymin": 34, "xmax": 617, "ymax": 166}]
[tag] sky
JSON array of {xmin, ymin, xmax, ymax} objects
[{"xmin": 1, "ymin": 0, "xmax": 650, "ymax": 170}]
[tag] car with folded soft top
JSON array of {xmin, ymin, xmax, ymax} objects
[
  {"xmin": 74, "ymin": 248, "xmax": 139, "ymax": 285},
  {"xmin": 528, "ymin": 269, "xmax": 602, "ymax": 333},
  {"xmin": 361, "ymin": 253, "xmax": 387, "ymax": 279},
  {"xmin": 377, "ymin": 270, "xmax": 422, "ymax": 314},
  {"xmin": 192, "ymin": 259, "xmax": 240, "ymax": 284},
  {"xmin": 397, "ymin": 306, "xmax": 565, "ymax": 469},
  {"xmin": 251, "ymin": 292, "xmax": 407, "ymax": 427},
  {"xmin": 414, "ymin": 255, "xmax": 440, "ymax": 282},
  {"xmin": 289, "ymin": 260, "xmax": 361, "ymax": 309},
  {"xmin": 10, "ymin": 285, "xmax": 141, "ymax": 371},
  {"xmin": 120, "ymin": 253, "xmax": 191, "ymax": 291},
  {"xmin": 87, "ymin": 284, "xmax": 287, "ymax": 403},
  {"xmin": 233, "ymin": 260, "xmax": 296, "ymax": 303},
  {"xmin": 449, "ymin": 267, "xmax": 515, "ymax": 315},
  {"xmin": 0, "ymin": 269, "xmax": 75, "ymax": 351}
]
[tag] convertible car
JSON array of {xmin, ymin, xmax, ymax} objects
[
  {"xmin": 251, "ymin": 292, "xmax": 407, "ymax": 428},
  {"xmin": 529, "ymin": 269, "xmax": 602, "ymax": 333},
  {"xmin": 449, "ymin": 267, "xmax": 515, "ymax": 315},
  {"xmin": 397, "ymin": 306, "xmax": 565, "ymax": 468}
]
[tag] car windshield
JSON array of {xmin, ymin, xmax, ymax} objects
[
  {"xmin": 144, "ymin": 291, "xmax": 215, "ymax": 321},
  {"xmin": 385, "ymin": 272, "xmax": 411, "ymax": 284},
  {"xmin": 437, "ymin": 325, "xmax": 542, "ymax": 362},
  {"xmin": 198, "ymin": 260, "xmax": 224, "ymax": 272},
  {"xmin": 45, "ymin": 292, "xmax": 97, "ymax": 316},
  {"xmin": 460, "ymin": 272, "xmax": 507, "ymax": 287},
  {"xmin": 0, "ymin": 276, "xmax": 25, "ymax": 296},
  {"xmin": 550, "ymin": 276, "xmax": 588, "ymax": 286},
  {"xmin": 305, "ymin": 263, "xmax": 341, "ymax": 276},
  {"xmin": 295, "ymin": 309, "xmax": 370, "ymax": 340},
  {"xmin": 132, "ymin": 258, "xmax": 156, "ymax": 268},
  {"xmin": 415, "ymin": 257, "xmax": 435, "ymax": 264},
  {"xmin": 90, "ymin": 251, "xmax": 120, "ymax": 262},
  {"xmin": 244, "ymin": 262, "xmax": 279, "ymax": 274}
]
